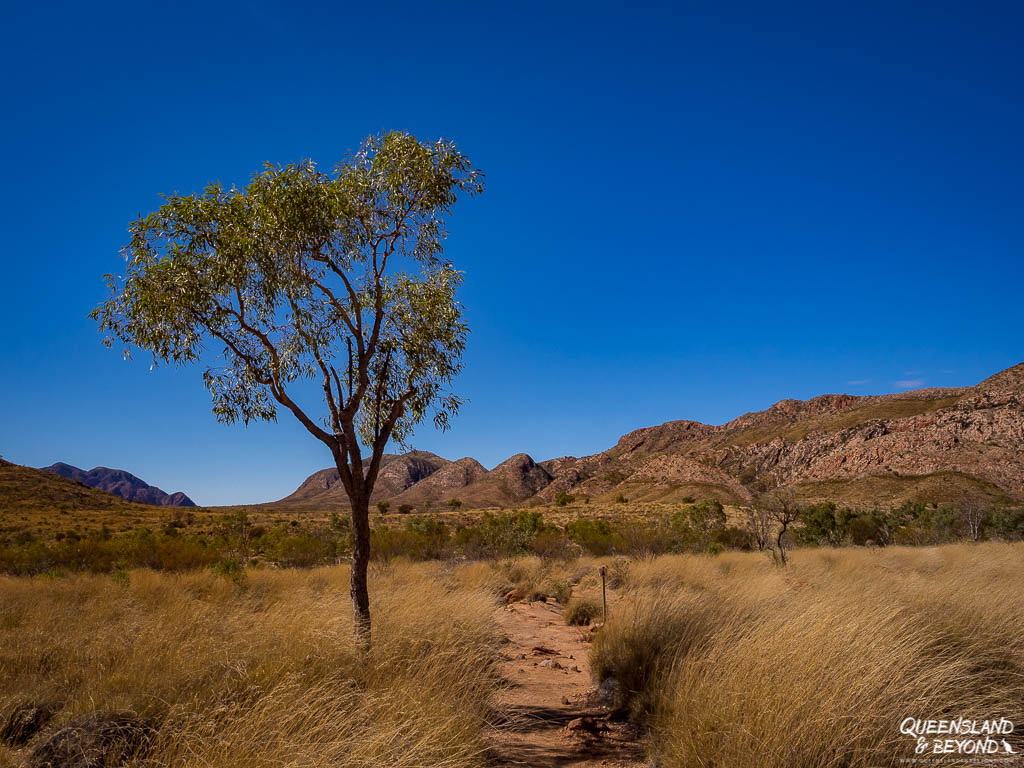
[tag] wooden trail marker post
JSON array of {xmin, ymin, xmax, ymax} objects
[{"xmin": 599, "ymin": 565, "xmax": 608, "ymax": 623}]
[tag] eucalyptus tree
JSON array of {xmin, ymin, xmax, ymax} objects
[{"xmin": 92, "ymin": 132, "xmax": 483, "ymax": 648}]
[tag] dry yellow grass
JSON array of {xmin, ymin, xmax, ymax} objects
[
  {"xmin": 0, "ymin": 561, "xmax": 503, "ymax": 767},
  {"xmin": 592, "ymin": 543, "xmax": 1024, "ymax": 767},
  {"xmin": 2, "ymin": 545, "xmax": 1020, "ymax": 767}
]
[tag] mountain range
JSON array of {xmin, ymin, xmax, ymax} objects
[
  {"xmin": 280, "ymin": 362, "xmax": 1024, "ymax": 510},
  {"xmin": 42, "ymin": 463, "xmax": 196, "ymax": 507}
]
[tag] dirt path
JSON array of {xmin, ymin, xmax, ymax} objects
[{"xmin": 487, "ymin": 599, "xmax": 646, "ymax": 767}]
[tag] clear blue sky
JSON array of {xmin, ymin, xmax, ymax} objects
[{"xmin": 1, "ymin": 1, "xmax": 1021, "ymax": 505}]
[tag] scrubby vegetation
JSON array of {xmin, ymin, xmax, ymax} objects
[
  {"xmin": 0, "ymin": 562, "xmax": 503, "ymax": 767},
  {"xmin": 2, "ymin": 498, "xmax": 1023, "ymax": 576},
  {"xmin": 591, "ymin": 543, "xmax": 1024, "ymax": 767}
]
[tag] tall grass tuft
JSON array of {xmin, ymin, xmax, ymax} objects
[
  {"xmin": 0, "ymin": 562, "xmax": 501, "ymax": 767},
  {"xmin": 591, "ymin": 543, "xmax": 1024, "ymax": 768}
]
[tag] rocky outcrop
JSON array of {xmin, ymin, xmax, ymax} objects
[
  {"xmin": 486, "ymin": 453, "xmax": 554, "ymax": 500},
  {"xmin": 280, "ymin": 363, "xmax": 1024, "ymax": 509},
  {"xmin": 279, "ymin": 451, "xmax": 449, "ymax": 504},
  {"xmin": 371, "ymin": 452, "xmax": 451, "ymax": 500},
  {"xmin": 42, "ymin": 464, "xmax": 195, "ymax": 507},
  {"xmin": 534, "ymin": 363, "xmax": 1024, "ymax": 507},
  {"xmin": 391, "ymin": 457, "xmax": 488, "ymax": 505}
]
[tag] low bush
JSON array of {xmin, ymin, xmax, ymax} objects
[{"xmin": 563, "ymin": 596, "xmax": 602, "ymax": 625}]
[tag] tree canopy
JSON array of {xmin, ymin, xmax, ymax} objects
[
  {"xmin": 93, "ymin": 131, "xmax": 483, "ymax": 495},
  {"xmin": 93, "ymin": 132, "xmax": 483, "ymax": 646}
]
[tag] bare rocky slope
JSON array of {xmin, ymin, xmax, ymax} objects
[
  {"xmin": 280, "ymin": 451, "xmax": 451, "ymax": 505},
  {"xmin": 42, "ymin": 463, "xmax": 195, "ymax": 507},
  {"xmin": 282, "ymin": 363, "xmax": 1024, "ymax": 510}
]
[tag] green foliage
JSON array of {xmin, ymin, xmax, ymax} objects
[
  {"xmin": 712, "ymin": 526, "xmax": 753, "ymax": 551},
  {"xmin": 846, "ymin": 514, "xmax": 884, "ymax": 546},
  {"xmin": 329, "ymin": 511, "xmax": 350, "ymax": 533},
  {"xmin": 3, "ymin": 498, "xmax": 1020, "ymax": 577},
  {"xmin": 614, "ymin": 494, "xmax": 628, "ymax": 504},
  {"xmin": 990, "ymin": 508, "xmax": 1024, "ymax": 539},
  {"xmin": 257, "ymin": 526, "xmax": 339, "ymax": 567},
  {"xmin": 670, "ymin": 500, "xmax": 727, "ymax": 552},
  {"xmin": 212, "ymin": 557, "xmax": 246, "ymax": 585},
  {"xmin": 447, "ymin": 498, "xmax": 462, "ymax": 508},
  {"xmin": 796, "ymin": 501, "xmax": 850, "ymax": 546},
  {"xmin": 555, "ymin": 491, "xmax": 576, "ymax": 507},
  {"xmin": 111, "ymin": 560, "xmax": 131, "ymax": 587},
  {"xmin": 454, "ymin": 510, "xmax": 553, "ymax": 558},
  {"xmin": 565, "ymin": 519, "xmax": 621, "ymax": 556},
  {"xmin": 92, "ymin": 133, "xmax": 483, "ymax": 457},
  {"xmin": 376, "ymin": 500, "xmax": 390, "ymax": 515},
  {"xmin": 892, "ymin": 503, "xmax": 964, "ymax": 545},
  {"xmin": 371, "ymin": 518, "xmax": 451, "ymax": 561},
  {"xmin": 398, "ymin": 504, "xmax": 414, "ymax": 514}
]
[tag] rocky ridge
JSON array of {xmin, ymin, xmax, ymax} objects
[
  {"xmin": 42, "ymin": 463, "xmax": 195, "ymax": 507},
  {"xmin": 283, "ymin": 363, "xmax": 1024, "ymax": 509}
]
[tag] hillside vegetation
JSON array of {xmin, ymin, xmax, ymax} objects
[{"xmin": 0, "ymin": 459, "xmax": 137, "ymax": 513}]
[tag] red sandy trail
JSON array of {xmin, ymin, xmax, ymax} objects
[{"xmin": 487, "ymin": 599, "xmax": 646, "ymax": 768}]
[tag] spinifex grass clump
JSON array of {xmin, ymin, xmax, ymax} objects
[
  {"xmin": 590, "ymin": 543, "xmax": 1024, "ymax": 768},
  {"xmin": 0, "ymin": 562, "xmax": 500, "ymax": 768}
]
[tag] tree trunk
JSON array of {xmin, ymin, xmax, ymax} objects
[{"xmin": 349, "ymin": 491, "xmax": 372, "ymax": 652}]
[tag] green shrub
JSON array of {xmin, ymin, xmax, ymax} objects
[
  {"xmin": 990, "ymin": 508, "xmax": 1024, "ymax": 540},
  {"xmin": 371, "ymin": 518, "xmax": 451, "ymax": 561},
  {"xmin": 211, "ymin": 557, "xmax": 245, "ymax": 585},
  {"xmin": 847, "ymin": 514, "xmax": 883, "ymax": 546},
  {"xmin": 111, "ymin": 559, "xmax": 131, "ymax": 587},
  {"xmin": 555, "ymin": 491, "xmax": 576, "ymax": 507},
  {"xmin": 565, "ymin": 519, "xmax": 622, "ymax": 556},
  {"xmin": 671, "ymin": 500, "xmax": 727, "ymax": 552},
  {"xmin": 454, "ymin": 510, "xmax": 555, "ymax": 558},
  {"xmin": 713, "ymin": 526, "xmax": 754, "ymax": 551},
  {"xmin": 530, "ymin": 530, "xmax": 575, "ymax": 559}
]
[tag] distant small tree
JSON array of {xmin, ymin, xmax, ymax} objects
[
  {"xmin": 742, "ymin": 502, "xmax": 772, "ymax": 552},
  {"xmin": 615, "ymin": 494, "xmax": 628, "ymax": 504},
  {"xmin": 92, "ymin": 132, "xmax": 483, "ymax": 650},
  {"xmin": 760, "ymin": 488, "xmax": 800, "ymax": 566},
  {"xmin": 798, "ymin": 501, "xmax": 848, "ymax": 547},
  {"xmin": 688, "ymin": 499, "xmax": 727, "ymax": 551},
  {"xmin": 376, "ymin": 500, "xmax": 390, "ymax": 515},
  {"xmin": 398, "ymin": 503, "xmax": 414, "ymax": 514},
  {"xmin": 958, "ymin": 502, "xmax": 987, "ymax": 542},
  {"xmin": 555, "ymin": 491, "xmax": 576, "ymax": 507},
  {"xmin": 448, "ymin": 498, "xmax": 463, "ymax": 509},
  {"xmin": 216, "ymin": 509, "xmax": 253, "ymax": 563},
  {"xmin": 672, "ymin": 499, "xmax": 727, "ymax": 552}
]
